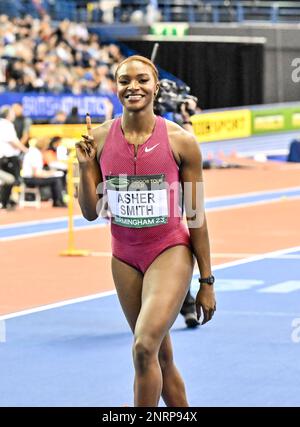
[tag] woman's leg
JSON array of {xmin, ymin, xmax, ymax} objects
[
  {"xmin": 133, "ymin": 245, "xmax": 194, "ymax": 407},
  {"xmin": 111, "ymin": 256, "xmax": 143, "ymax": 332},
  {"xmin": 159, "ymin": 333, "xmax": 188, "ymax": 407},
  {"xmin": 111, "ymin": 256, "xmax": 144, "ymax": 403}
]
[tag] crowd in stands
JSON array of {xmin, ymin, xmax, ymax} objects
[
  {"xmin": 0, "ymin": 98, "xmax": 115, "ymax": 211},
  {"xmin": 1, "ymin": 1, "xmax": 300, "ymax": 25},
  {"xmin": 0, "ymin": 103, "xmax": 71, "ymax": 211},
  {"xmin": 0, "ymin": 13, "xmax": 124, "ymax": 94}
]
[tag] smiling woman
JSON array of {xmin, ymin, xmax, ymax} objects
[
  {"xmin": 115, "ymin": 55, "xmax": 159, "ymax": 117},
  {"xmin": 75, "ymin": 55, "xmax": 215, "ymax": 407}
]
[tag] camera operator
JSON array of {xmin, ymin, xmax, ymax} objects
[{"xmin": 180, "ymin": 98, "xmax": 199, "ymax": 133}]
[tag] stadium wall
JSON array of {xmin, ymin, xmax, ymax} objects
[{"xmin": 92, "ymin": 23, "xmax": 300, "ymax": 105}]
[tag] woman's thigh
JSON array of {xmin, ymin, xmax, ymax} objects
[
  {"xmin": 135, "ymin": 245, "xmax": 194, "ymax": 344},
  {"xmin": 111, "ymin": 256, "xmax": 143, "ymax": 332}
]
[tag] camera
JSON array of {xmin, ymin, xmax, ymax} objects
[{"xmin": 154, "ymin": 79, "xmax": 198, "ymax": 117}]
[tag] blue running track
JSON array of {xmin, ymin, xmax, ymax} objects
[{"xmin": 1, "ymin": 247, "xmax": 299, "ymax": 407}]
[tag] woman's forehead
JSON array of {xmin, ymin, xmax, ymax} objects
[{"xmin": 118, "ymin": 60, "xmax": 153, "ymax": 77}]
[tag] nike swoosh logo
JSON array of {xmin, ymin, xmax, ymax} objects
[{"xmin": 145, "ymin": 143, "xmax": 159, "ymax": 153}]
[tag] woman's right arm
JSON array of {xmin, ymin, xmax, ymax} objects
[
  {"xmin": 78, "ymin": 160, "xmax": 102, "ymax": 221},
  {"xmin": 76, "ymin": 115, "xmax": 104, "ymax": 221}
]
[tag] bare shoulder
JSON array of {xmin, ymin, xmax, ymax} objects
[
  {"xmin": 92, "ymin": 119, "xmax": 115, "ymax": 159},
  {"xmin": 165, "ymin": 118, "xmax": 201, "ymax": 165}
]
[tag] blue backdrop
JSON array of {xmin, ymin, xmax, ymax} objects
[{"xmin": 0, "ymin": 92, "xmax": 123, "ymax": 120}]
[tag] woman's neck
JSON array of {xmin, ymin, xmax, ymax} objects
[{"xmin": 121, "ymin": 109, "xmax": 156, "ymax": 134}]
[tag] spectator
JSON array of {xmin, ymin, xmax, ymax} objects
[
  {"xmin": 0, "ymin": 105, "xmax": 27, "ymax": 209},
  {"xmin": 65, "ymin": 106, "xmax": 81, "ymax": 124},
  {"xmin": 43, "ymin": 136, "xmax": 67, "ymax": 188},
  {"xmin": 13, "ymin": 103, "xmax": 32, "ymax": 147},
  {"xmin": 22, "ymin": 137, "xmax": 66, "ymax": 208},
  {"xmin": 50, "ymin": 110, "xmax": 67, "ymax": 124},
  {"xmin": 0, "ymin": 169, "xmax": 15, "ymax": 210}
]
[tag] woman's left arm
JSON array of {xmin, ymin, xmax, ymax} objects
[{"xmin": 179, "ymin": 132, "xmax": 216, "ymax": 325}]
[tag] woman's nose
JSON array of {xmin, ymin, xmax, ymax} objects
[{"xmin": 128, "ymin": 80, "xmax": 139, "ymax": 90}]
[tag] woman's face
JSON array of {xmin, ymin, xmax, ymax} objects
[{"xmin": 116, "ymin": 60, "xmax": 159, "ymax": 112}]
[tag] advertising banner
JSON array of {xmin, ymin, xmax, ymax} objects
[
  {"xmin": 0, "ymin": 92, "xmax": 122, "ymax": 120},
  {"xmin": 191, "ymin": 109, "xmax": 251, "ymax": 142},
  {"xmin": 252, "ymin": 106, "xmax": 300, "ymax": 134}
]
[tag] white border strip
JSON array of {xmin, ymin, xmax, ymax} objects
[
  {"xmin": 207, "ymin": 195, "xmax": 300, "ymax": 213},
  {"xmin": 1, "ymin": 245, "xmax": 300, "ymax": 322},
  {"xmin": 0, "ymin": 290, "xmax": 117, "ymax": 321},
  {"xmin": 206, "ymin": 186, "xmax": 300, "ymax": 202},
  {"xmin": 0, "ymin": 215, "xmax": 105, "ymax": 230},
  {"xmin": 0, "ymin": 215, "xmax": 78, "ymax": 230},
  {"xmin": 217, "ymin": 310, "xmax": 300, "ymax": 317},
  {"xmin": 0, "ymin": 223, "xmax": 106, "ymax": 242},
  {"xmin": 0, "ymin": 319, "xmax": 6, "ymax": 342}
]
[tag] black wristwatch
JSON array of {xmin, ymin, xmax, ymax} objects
[{"xmin": 199, "ymin": 275, "xmax": 215, "ymax": 285}]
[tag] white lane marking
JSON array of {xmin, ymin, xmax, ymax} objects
[
  {"xmin": 0, "ymin": 320, "xmax": 6, "ymax": 343},
  {"xmin": 0, "ymin": 215, "xmax": 80, "ymax": 230},
  {"xmin": 191, "ymin": 278, "xmax": 265, "ymax": 292},
  {"xmin": 0, "ymin": 224, "xmax": 106, "ymax": 242},
  {"xmin": 0, "ymin": 291, "xmax": 117, "ymax": 321},
  {"xmin": 266, "ymin": 255, "xmax": 300, "ymax": 260},
  {"xmin": 258, "ymin": 281, "xmax": 300, "ymax": 294},
  {"xmin": 218, "ymin": 311, "xmax": 300, "ymax": 317},
  {"xmin": 207, "ymin": 195, "xmax": 300, "ymax": 213},
  {"xmin": 206, "ymin": 186, "xmax": 300, "ymax": 202}
]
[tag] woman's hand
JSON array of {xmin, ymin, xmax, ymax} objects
[
  {"xmin": 75, "ymin": 114, "xmax": 97, "ymax": 164},
  {"xmin": 195, "ymin": 285, "xmax": 216, "ymax": 325}
]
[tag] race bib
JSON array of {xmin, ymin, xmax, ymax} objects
[{"xmin": 106, "ymin": 174, "xmax": 168, "ymax": 228}]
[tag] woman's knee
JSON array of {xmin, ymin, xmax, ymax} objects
[{"xmin": 133, "ymin": 335, "xmax": 158, "ymax": 374}]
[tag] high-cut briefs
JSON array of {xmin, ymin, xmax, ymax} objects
[{"xmin": 112, "ymin": 223, "xmax": 191, "ymax": 274}]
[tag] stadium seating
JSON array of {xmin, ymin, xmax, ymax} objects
[
  {"xmin": 1, "ymin": 0, "xmax": 300, "ymax": 24},
  {"xmin": 112, "ymin": 0, "xmax": 300, "ymax": 24}
]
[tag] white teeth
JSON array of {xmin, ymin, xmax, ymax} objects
[{"xmin": 127, "ymin": 95, "xmax": 143, "ymax": 100}]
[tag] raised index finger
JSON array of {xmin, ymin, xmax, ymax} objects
[{"xmin": 86, "ymin": 113, "xmax": 92, "ymax": 136}]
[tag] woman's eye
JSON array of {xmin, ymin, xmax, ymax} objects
[{"xmin": 140, "ymin": 79, "xmax": 148, "ymax": 83}]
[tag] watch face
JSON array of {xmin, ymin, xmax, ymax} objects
[
  {"xmin": 208, "ymin": 276, "xmax": 215, "ymax": 285},
  {"xmin": 199, "ymin": 275, "xmax": 215, "ymax": 285}
]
